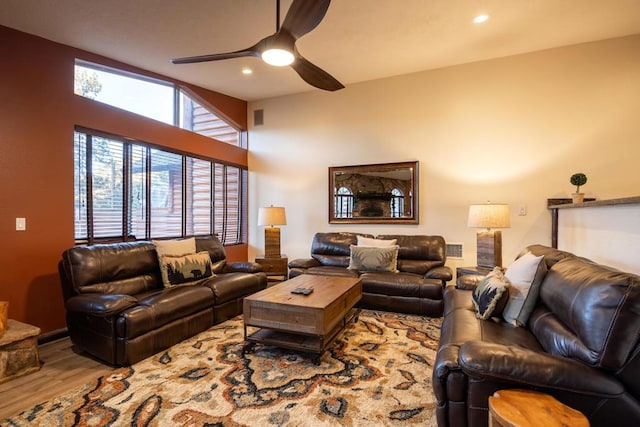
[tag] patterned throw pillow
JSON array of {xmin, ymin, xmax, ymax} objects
[
  {"xmin": 158, "ymin": 251, "xmax": 213, "ymax": 287},
  {"xmin": 348, "ymin": 245, "xmax": 399, "ymax": 272},
  {"xmin": 357, "ymin": 235, "xmax": 398, "ymax": 247},
  {"xmin": 472, "ymin": 267, "xmax": 510, "ymax": 320}
]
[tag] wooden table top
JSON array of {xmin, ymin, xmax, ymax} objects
[
  {"xmin": 245, "ymin": 274, "xmax": 362, "ymax": 309},
  {"xmin": 488, "ymin": 389, "xmax": 589, "ymax": 427}
]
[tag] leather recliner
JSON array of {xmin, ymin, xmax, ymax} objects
[
  {"xmin": 433, "ymin": 245, "xmax": 640, "ymax": 427},
  {"xmin": 288, "ymin": 232, "xmax": 453, "ymax": 316},
  {"xmin": 58, "ymin": 235, "xmax": 267, "ymax": 366}
]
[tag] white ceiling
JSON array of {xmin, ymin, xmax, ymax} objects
[{"xmin": 2, "ymin": 0, "xmax": 640, "ymax": 101}]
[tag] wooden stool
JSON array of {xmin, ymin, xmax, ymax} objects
[{"xmin": 488, "ymin": 389, "xmax": 589, "ymax": 427}]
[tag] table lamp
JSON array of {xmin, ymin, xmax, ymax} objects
[
  {"xmin": 258, "ymin": 206, "xmax": 287, "ymax": 257},
  {"xmin": 468, "ymin": 203, "xmax": 510, "ymax": 268}
]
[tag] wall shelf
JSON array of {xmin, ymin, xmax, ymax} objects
[{"xmin": 547, "ymin": 196, "xmax": 640, "ymax": 247}]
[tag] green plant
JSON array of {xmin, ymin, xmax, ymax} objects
[{"xmin": 570, "ymin": 173, "xmax": 588, "ymax": 193}]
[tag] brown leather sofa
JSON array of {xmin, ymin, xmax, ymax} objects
[
  {"xmin": 433, "ymin": 245, "xmax": 640, "ymax": 427},
  {"xmin": 288, "ymin": 232, "xmax": 453, "ymax": 316},
  {"xmin": 58, "ymin": 235, "xmax": 267, "ymax": 366}
]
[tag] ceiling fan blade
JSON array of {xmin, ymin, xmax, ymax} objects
[
  {"xmin": 171, "ymin": 44, "xmax": 261, "ymax": 64},
  {"xmin": 281, "ymin": 0, "xmax": 331, "ymax": 39},
  {"xmin": 291, "ymin": 54, "xmax": 344, "ymax": 91}
]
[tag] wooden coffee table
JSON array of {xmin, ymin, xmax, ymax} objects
[{"xmin": 243, "ymin": 274, "xmax": 362, "ymax": 364}]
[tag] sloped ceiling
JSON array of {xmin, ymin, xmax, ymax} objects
[{"xmin": 1, "ymin": 0, "xmax": 639, "ymax": 101}]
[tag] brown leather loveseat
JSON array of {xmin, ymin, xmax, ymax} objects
[
  {"xmin": 433, "ymin": 245, "xmax": 640, "ymax": 427},
  {"xmin": 288, "ymin": 232, "xmax": 453, "ymax": 316},
  {"xmin": 58, "ymin": 235, "xmax": 267, "ymax": 366}
]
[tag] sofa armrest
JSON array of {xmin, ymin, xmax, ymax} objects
[
  {"xmin": 456, "ymin": 274, "xmax": 485, "ymax": 290},
  {"xmin": 288, "ymin": 258, "xmax": 321, "ymax": 269},
  {"xmin": 223, "ymin": 261, "xmax": 263, "ymax": 274},
  {"xmin": 459, "ymin": 341, "xmax": 623, "ymax": 395},
  {"xmin": 425, "ymin": 266, "xmax": 453, "ymax": 282},
  {"xmin": 65, "ymin": 293, "xmax": 138, "ymax": 317}
]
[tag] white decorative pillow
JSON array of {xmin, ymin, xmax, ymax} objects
[
  {"xmin": 348, "ymin": 245, "xmax": 399, "ymax": 272},
  {"xmin": 153, "ymin": 237, "xmax": 196, "ymax": 257},
  {"xmin": 158, "ymin": 251, "xmax": 213, "ymax": 287},
  {"xmin": 472, "ymin": 267, "xmax": 510, "ymax": 320},
  {"xmin": 357, "ymin": 235, "xmax": 398, "ymax": 247},
  {"xmin": 502, "ymin": 251, "xmax": 547, "ymax": 326}
]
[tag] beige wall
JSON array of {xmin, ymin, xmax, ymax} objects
[{"xmin": 247, "ymin": 35, "xmax": 640, "ymax": 274}]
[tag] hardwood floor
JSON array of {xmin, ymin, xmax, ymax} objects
[{"xmin": 0, "ymin": 337, "xmax": 113, "ymax": 419}]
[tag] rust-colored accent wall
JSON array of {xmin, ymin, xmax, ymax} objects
[{"xmin": 0, "ymin": 26, "xmax": 249, "ymax": 333}]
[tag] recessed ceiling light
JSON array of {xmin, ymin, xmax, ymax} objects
[
  {"xmin": 473, "ymin": 14, "xmax": 489, "ymax": 24},
  {"xmin": 241, "ymin": 68, "xmax": 253, "ymax": 75}
]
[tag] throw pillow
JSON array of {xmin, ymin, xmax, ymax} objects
[
  {"xmin": 153, "ymin": 237, "xmax": 196, "ymax": 257},
  {"xmin": 357, "ymin": 235, "xmax": 398, "ymax": 247},
  {"xmin": 472, "ymin": 267, "xmax": 510, "ymax": 320},
  {"xmin": 158, "ymin": 251, "xmax": 213, "ymax": 287},
  {"xmin": 348, "ymin": 245, "xmax": 399, "ymax": 272},
  {"xmin": 502, "ymin": 251, "xmax": 547, "ymax": 327}
]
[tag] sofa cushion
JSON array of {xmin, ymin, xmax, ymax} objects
[
  {"xmin": 472, "ymin": 267, "xmax": 509, "ymax": 320},
  {"xmin": 377, "ymin": 235, "xmax": 446, "ymax": 274},
  {"xmin": 116, "ymin": 284, "xmax": 214, "ymax": 339},
  {"xmin": 361, "ymin": 273, "xmax": 442, "ymax": 299},
  {"xmin": 158, "ymin": 251, "xmax": 213, "ymax": 287},
  {"xmin": 310, "ymin": 232, "xmax": 372, "ymax": 267},
  {"xmin": 348, "ymin": 245, "xmax": 399, "ymax": 272},
  {"xmin": 532, "ymin": 257, "xmax": 640, "ymax": 370},
  {"xmin": 205, "ymin": 272, "xmax": 267, "ymax": 305},
  {"xmin": 61, "ymin": 241, "xmax": 161, "ymax": 295},
  {"xmin": 195, "ymin": 235, "xmax": 228, "ymax": 273},
  {"xmin": 502, "ymin": 251, "xmax": 547, "ymax": 326}
]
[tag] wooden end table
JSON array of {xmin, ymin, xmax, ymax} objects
[
  {"xmin": 243, "ymin": 274, "xmax": 362, "ymax": 364},
  {"xmin": 456, "ymin": 265, "xmax": 492, "ymax": 278},
  {"xmin": 489, "ymin": 389, "xmax": 589, "ymax": 427},
  {"xmin": 255, "ymin": 254, "xmax": 288, "ymax": 284}
]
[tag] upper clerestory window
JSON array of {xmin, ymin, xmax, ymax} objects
[{"xmin": 74, "ymin": 60, "xmax": 242, "ymax": 147}]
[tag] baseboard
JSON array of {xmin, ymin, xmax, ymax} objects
[{"xmin": 38, "ymin": 327, "xmax": 69, "ymax": 344}]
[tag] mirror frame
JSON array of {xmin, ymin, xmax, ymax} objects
[{"xmin": 328, "ymin": 161, "xmax": 419, "ymax": 224}]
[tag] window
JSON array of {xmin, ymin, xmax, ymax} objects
[
  {"xmin": 74, "ymin": 128, "xmax": 247, "ymax": 245},
  {"xmin": 74, "ymin": 60, "xmax": 242, "ymax": 147},
  {"xmin": 390, "ymin": 188, "xmax": 405, "ymax": 218},
  {"xmin": 334, "ymin": 187, "xmax": 354, "ymax": 218}
]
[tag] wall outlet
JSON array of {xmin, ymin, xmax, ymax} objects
[{"xmin": 16, "ymin": 217, "xmax": 26, "ymax": 231}]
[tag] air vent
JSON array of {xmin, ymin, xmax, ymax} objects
[
  {"xmin": 446, "ymin": 243, "xmax": 463, "ymax": 259},
  {"xmin": 253, "ymin": 109, "xmax": 264, "ymax": 126}
]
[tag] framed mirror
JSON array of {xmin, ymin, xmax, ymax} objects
[{"xmin": 329, "ymin": 161, "xmax": 418, "ymax": 224}]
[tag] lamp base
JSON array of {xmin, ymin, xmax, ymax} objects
[
  {"xmin": 264, "ymin": 227, "xmax": 281, "ymax": 258},
  {"xmin": 477, "ymin": 230, "xmax": 502, "ymax": 269}
]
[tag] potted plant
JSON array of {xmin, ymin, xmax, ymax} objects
[{"xmin": 570, "ymin": 173, "xmax": 587, "ymax": 203}]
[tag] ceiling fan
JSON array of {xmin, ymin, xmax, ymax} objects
[{"xmin": 171, "ymin": 0, "xmax": 344, "ymax": 92}]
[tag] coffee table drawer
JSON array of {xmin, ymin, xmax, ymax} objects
[{"xmin": 245, "ymin": 303, "xmax": 323, "ymax": 335}]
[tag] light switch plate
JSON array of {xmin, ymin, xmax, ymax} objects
[{"xmin": 16, "ymin": 217, "xmax": 26, "ymax": 231}]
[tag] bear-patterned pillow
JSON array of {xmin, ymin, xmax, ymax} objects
[{"xmin": 158, "ymin": 251, "xmax": 213, "ymax": 287}]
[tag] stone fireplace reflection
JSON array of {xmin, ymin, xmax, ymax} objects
[{"xmin": 354, "ymin": 193, "xmax": 392, "ymax": 217}]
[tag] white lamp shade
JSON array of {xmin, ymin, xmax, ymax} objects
[
  {"xmin": 467, "ymin": 203, "xmax": 510, "ymax": 229},
  {"xmin": 258, "ymin": 206, "xmax": 287, "ymax": 226}
]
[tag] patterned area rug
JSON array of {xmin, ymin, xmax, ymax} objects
[{"xmin": 4, "ymin": 310, "xmax": 441, "ymax": 426}]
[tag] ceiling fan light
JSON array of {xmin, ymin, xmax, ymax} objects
[{"xmin": 261, "ymin": 48, "xmax": 294, "ymax": 66}]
